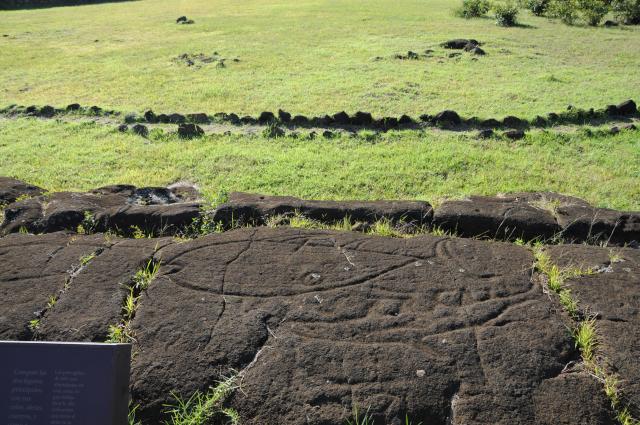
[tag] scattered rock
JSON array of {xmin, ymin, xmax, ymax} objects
[
  {"xmin": 322, "ymin": 130, "xmax": 335, "ymax": 139},
  {"xmin": 124, "ymin": 113, "xmax": 138, "ymax": 124},
  {"xmin": 227, "ymin": 113, "xmax": 241, "ymax": 124},
  {"xmin": 419, "ymin": 114, "xmax": 432, "ymax": 122},
  {"xmin": 144, "ymin": 110, "xmax": 157, "ymax": 123},
  {"xmin": 395, "ymin": 51, "xmax": 420, "ymax": 60},
  {"xmin": 622, "ymin": 123, "xmax": 637, "ymax": 131},
  {"xmin": 240, "ymin": 116, "xmax": 257, "ymax": 125},
  {"xmin": 351, "ymin": 111, "xmax": 373, "ymax": 126},
  {"xmin": 89, "ymin": 106, "xmax": 102, "ymax": 115},
  {"xmin": 503, "ymin": 129, "xmax": 525, "ymax": 140},
  {"xmin": 477, "ymin": 129, "xmax": 494, "ymax": 139},
  {"xmin": 186, "ymin": 113, "xmax": 209, "ymax": 124},
  {"xmin": 66, "ymin": 103, "xmax": 81, "ymax": 111},
  {"xmin": 292, "ymin": 115, "xmax": 309, "ymax": 126},
  {"xmin": 168, "ymin": 113, "xmax": 186, "ymax": 124},
  {"xmin": 38, "ymin": 105, "xmax": 55, "ymax": 118},
  {"xmin": 176, "ymin": 16, "xmax": 187, "ymax": 23},
  {"xmin": 616, "ymin": 99, "xmax": 637, "ymax": 116},
  {"xmin": 532, "ymin": 115, "xmax": 547, "ymax": 127},
  {"xmin": 398, "ymin": 114, "xmax": 414, "ymax": 125},
  {"xmin": 480, "ymin": 118, "xmax": 500, "ymax": 128},
  {"xmin": 441, "ymin": 39, "xmax": 479, "ymax": 49},
  {"xmin": 448, "ymin": 52, "xmax": 462, "ymax": 58},
  {"xmin": 132, "ymin": 124, "xmax": 149, "ymax": 137},
  {"xmin": 467, "ymin": 46, "xmax": 485, "ymax": 55},
  {"xmin": 278, "ymin": 109, "xmax": 291, "ymax": 123},
  {"xmin": 502, "ymin": 116, "xmax": 526, "ymax": 128},
  {"xmin": 177, "ymin": 123, "xmax": 204, "ymax": 139},
  {"xmin": 262, "ymin": 125, "xmax": 285, "ymax": 138},
  {"xmin": 604, "ymin": 20, "xmax": 619, "ymax": 27},
  {"xmin": 434, "ymin": 110, "xmax": 462, "ymax": 126},
  {"xmin": 157, "ymin": 114, "xmax": 170, "ymax": 124},
  {"xmin": 117, "ymin": 124, "xmax": 129, "ymax": 133},
  {"xmin": 332, "ymin": 111, "xmax": 350, "ymax": 125},
  {"xmin": 258, "ymin": 111, "xmax": 276, "ymax": 124},
  {"xmin": 610, "ymin": 126, "xmax": 620, "ymax": 135},
  {"xmin": 0, "ymin": 177, "xmax": 43, "ymax": 205}
]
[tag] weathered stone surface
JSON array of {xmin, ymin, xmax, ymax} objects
[
  {"xmin": 545, "ymin": 244, "xmax": 640, "ymax": 414},
  {"xmin": 1, "ymin": 184, "xmax": 202, "ymax": 235},
  {"xmin": 0, "ymin": 177, "xmax": 43, "ymax": 205},
  {"xmin": 0, "ymin": 232, "xmax": 105, "ymax": 340},
  {"xmin": 211, "ymin": 192, "xmax": 433, "ymax": 227},
  {"xmin": 127, "ymin": 227, "xmax": 611, "ymax": 424},
  {"xmin": 38, "ymin": 237, "xmax": 171, "ymax": 342},
  {"xmin": 434, "ymin": 192, "xmax": 640, "ymax": 245}
]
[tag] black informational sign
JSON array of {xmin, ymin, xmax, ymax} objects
[{"xmin": 0, "ymin": 341, "xmax": 131, "ymax": 425}]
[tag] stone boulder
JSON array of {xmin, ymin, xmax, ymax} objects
[
  {"xmin": 0, "ymin": 177, "xmax": 43, "ymax": 205},
  {"xmin": 210, "ymin": 192, "xmax": 433, "ymax": 228}
]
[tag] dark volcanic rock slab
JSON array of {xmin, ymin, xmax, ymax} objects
[
  {"xmin": 128, "ymin": 227, "xmax": 614, "ymax": 424},
  {"xmin": 211, "ymin": 192, "xmax": 433, "ymax": 227},
  {"xmin": 546, "ymin": 244, "xmax": 640, "ymax": 413},
  {"xmin": 0, "ymin": 232, "xmax": 106, "ymax": 340},
  {"xmin": 0, "ymin": 177, "xmax": 43, "ymax": 205},
  {"xmin": 434, "ymin": 192, "xmax": 640, "ymax": 245},
  {"xmin": 37, "ymin": 237, "xmax": 173, "ymax": 342},
  {"xmin": 1, "ymin": 183, "xmax": 202, "ymax": 235}
]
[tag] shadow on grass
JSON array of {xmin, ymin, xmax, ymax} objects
[{"xmin": 0, "ymin": 0, "xmax": 136, "ymax": 10}]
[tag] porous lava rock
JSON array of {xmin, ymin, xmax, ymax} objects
[
  {"xmin": 503, "ymin": 129, "xmax": 525, "ymax": 140},
  {"xmin": 1, "ymin": 228, "xmax": 631, "ymax": 424},
  {"xmin": 502, "ymin": 116, "xmax": 526, "ymax": 128},
  {"xmin": 434, "ymin": 110, "xmax": 462, "ymax": 126},
  {"xmin": 545, "ymin": 244, "xmax": 640, "ymax": 412},
  {"xmin": 332, "ymin": 111, "xmax": 350, "ymax": 125},
  {"xmin": 433, "ymin": 192, "xmax": 640, "ymax": 245},
  {"xmin": 351, "ymin": 111, "xmax": 373, "ymax": 126},
  {"xmin": 132, "ymin": 124, "xmax": 149, "ymax": 137},
  {"xmin": 258, "ymin": 111, "xmax": 276, "ymax": 124},
  {"xmin": 0, "ymin": 177, "xmax": 43, "ymax": 205},
  {"xmin": 177, "ymin": 123, "xmax": 204, "ymax": 139},
  {"xmin": 616, "ymin": 99, "xmax": 637, "ymax": 116},
  {"xmin": 125, "ymin": 228, "xmax": 613, "ymax": 423},
  {"xmin": 211, "ymin": 192, "xmax": 433, "ymax": 228},
  {"xmin": 278, "ymin": 109, "xmax": 292, "ymax": 123},
  {"xmin": 1, "ymin": 184, "xmax": 202, "ymax": 236},
  {"xmin": 186, "ymin": 113, "xmax": 209, "ymax": 124},
  {"xmin": 441, "ymin": 39, "xmax": 479, "ymax": 49}
]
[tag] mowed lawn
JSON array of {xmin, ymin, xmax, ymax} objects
[
  {"xmin": 0, "ymin": 0, "xmax": 639, "ymax": 118},
  {"xmin": 1, "ymin": 119, "xmax": 638, "ymax": 210}
]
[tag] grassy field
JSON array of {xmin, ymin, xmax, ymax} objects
[
  {"xmin": 1, "ymin": 118, "xmax": 638, "ymax": 210},
  {"xmin": 1, "ymin": 0, "xmax": 639, "ymax": 119}
]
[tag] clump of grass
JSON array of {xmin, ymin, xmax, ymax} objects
[
  {"xmin": 28, "ymin": 318, "xmax": 40, "ymax": 332},
  {"xmin": 575, "ymin": 318, "xmax": 597, "ymax": 362},
  {"xmin": 77, "ymin": 211, "xmax": 96, "ymax": 234},
  {"xmin": 79, "ymin": 252, "xmax": 96, "ymax": 266},
  {"xmin": 106, "ymin": 259, "xmax": 161, "ymax": 343},
  {"xmin": 133, "ymin": 259, "xmax": 161, "ymax": 291},
  {"xmin": 163, "ymin": 375, "xmax": 239, "ymax": 425},
  {"xmin": 346, "ymin": 407, "xmax": 375, "ymax": 425}
]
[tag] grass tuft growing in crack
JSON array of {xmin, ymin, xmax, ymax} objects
[
  {"xmin": 163, "ymin": 375, "xmax": 239, "ymax": 425},
  {"xmin": 107, "ymin": 258, "xmax": 161, "ymax": 343},
  {"xmin": 533, "ymin": 244, "xmax": 639, "ymax": 425}
]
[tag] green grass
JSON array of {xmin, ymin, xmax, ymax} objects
[
  {"xmin": 0, "ymin": 118, "xmax": 639, "ymax": 210},
  {"xmin": 1, "ymin": 0, "xmax": 639, "ymax": 119},
  {"xmin": 163, "ymin": 376, "xmax": 239, "ymax": 425}
]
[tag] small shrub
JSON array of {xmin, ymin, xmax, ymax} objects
[
  {"xmin": 578, "ymin": 0, "xmax": 610, "ymax": 25},
  {"xmin": 524, "ymin": 0, "xmax": 549, "ymax": 15},
  {"xmin": 612, "ymin": 0, "xmax": 640, "ymax": 24},
  {"xmin": 456, "ymin": 0, "xmax": 491, "ymax": 18},
  {"xmin": 548, "ymin": 0, "xmax": 579, "ymax": 24},
  {"xmin": 494, "ymin": 1, "xmax": 520, "ymax": 26}
]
